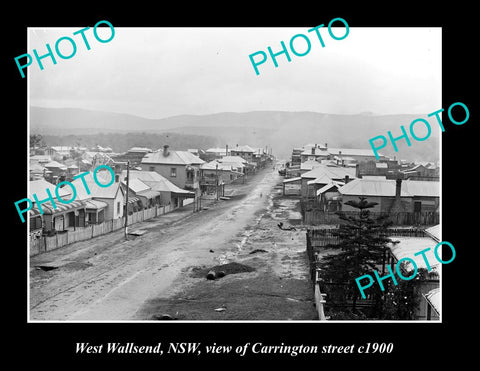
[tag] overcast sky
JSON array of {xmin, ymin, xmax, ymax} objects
[{"xmin": 28, "ymin": 26, "xmax": 441, "ymax": 119}]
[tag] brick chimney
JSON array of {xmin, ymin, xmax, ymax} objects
[
  {"xmin": 390, "ymin": 176, "xmax": 405, "ymax": 213},
  {"xmin": 311, "ymin": 144, "xmax": 316, "ymax": 154},
  {"xmin": 344, "ymin": 175, "xmax": 350, "ymax": 183},
  {"xmin": 163, "ymin": 145, "xmax": 169, "ymax": 157}
]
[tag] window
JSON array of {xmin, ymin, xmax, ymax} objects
[
  {"xmin": 149, "ymin": 166, "xmax": 155, "ymax": 172},
  {"xmin": 117, "ymin": 201, "xmax": 121, "ymax": 215},
  {"xmin": 170, "ymin": 168, "xmax": 177, "ymax": 177}
]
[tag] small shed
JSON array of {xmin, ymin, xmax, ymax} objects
[{"xmin": 282, "ymin": 177, "xmax": 301, "ymax": 196}]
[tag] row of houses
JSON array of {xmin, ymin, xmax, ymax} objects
[
  {"xmin": 284, "ymin": 142, "xmax": 441, "ymax": 320},
  {"xmin": 31, "ymin": 143, "xmax": 273, "ymax": 195},
  {"xmin": 28, "ymin": 169, "xmax": 195, "ymax": 240},
  {"xmin": 282, "ymin": 143, "xmax": 440, "ymax": 226},
  {"xmin": 29, "ymin": 142, "xmax": 273, "ymax": 251}
]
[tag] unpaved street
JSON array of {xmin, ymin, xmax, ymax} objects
[{"xmin": 29, "ymin": 168, "xmax": 317, "ymax": 321}]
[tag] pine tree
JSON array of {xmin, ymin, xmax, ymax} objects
[{"xmin": 317, "ymin": 197, "xmax": 395, "ymax": 316}]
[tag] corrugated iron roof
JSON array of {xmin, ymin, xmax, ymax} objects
[
  {"xmin": 29, "ymin": 179, "xmax": 71, "ymax": 200},
  {"xmin": 44, "ymin": 160, "xmax": 67, "ymax": 170},
  {"xmin": 302, "ymin": 164, "xmax": 356, "ymax": 181},
  {"xmin": 339, "ymin": 178, "xmax": 439, "ymax": 197},
  {"xmin": 123, "ymin": 178, "xmax": 150, "ymax": 193},
  {"xmin": 71, "ymin": 171, "xmax": 122, "ymax": 200},
  {"xmin": 136, "ymin": 189, "xmax": 161, "ymax": 199},
  {"xmin": 32, "ymin": 199, "xmax": 85, "ymax": 215},
  {"xmin": 425, "ymin": 224, "xmax": 440, "ymax": 242},
  {"xmin": 141, "ymin": 149, "xmax": 204, "ymax": 165},
  {"xmin": 424, "ymin": 287, "xmax": 440, "ymax": 316},
  {"xmin": 388, "ymin": 237, "xmax": 442, "ymax": 278},
  {"xmin": 123, "ymin": 170, "xmax": 193, "ymax": 194},
  {"xmin": 231, "ymin": 145, "xmax": 255, "ymax": 153},
  {"xmin": 283, "ymin": 177, "xmax": 302, "ymax": 183},
  {"xmin": 85, "ymin": 199, "xmax": 108, "ymax": 210}
]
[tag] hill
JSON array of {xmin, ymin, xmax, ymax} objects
[{"xmin": 30, "ymin": 107, "xmax": 441, "ymax": 162}]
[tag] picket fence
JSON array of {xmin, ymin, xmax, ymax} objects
[{"xmin": 30, "ymin": 204, "xmax": 173, "ymax": 256}]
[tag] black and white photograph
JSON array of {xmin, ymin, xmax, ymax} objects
[
  {"xmin": 8, "ymin": 5, "xmax": 475, "ymax": 363},
  {"xmin": 25, "ymin": 25, "xmax": 443, "ymax": 322}
]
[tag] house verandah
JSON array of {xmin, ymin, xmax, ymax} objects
[
  {"xmin": 29, "ymin": 203, "xmax": 175, "ymax": 256},
  {"xmin": 30, "ymin": 200, "xmax": 87, "ymax": 234}
]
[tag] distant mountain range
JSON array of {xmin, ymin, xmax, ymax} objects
[{"xmin": 30, "ymin": 106, "xmax": 441, "ymax": 162}]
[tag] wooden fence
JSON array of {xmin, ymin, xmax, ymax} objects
[
  {"xmin": 30, "ymin": 204, "xmax": 173, "ymax": 256},
  {"xmin": 302, "ymin": 206, "xmax": 439, "ymax": 227},
  {"xmin": 305, "ymin": 226, "xmax": 430, "ymax": 318}
]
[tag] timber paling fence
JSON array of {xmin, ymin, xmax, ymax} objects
[
  {"xmin": 301, "ymin": 201, "xmax": 439, "ymax": 227},
  {"xmin": 305, "ymin": 226, "xmax": 429, "ymax": 318},
  {"xmin": 306, "ymin": 226, "xmax": 428, "ymax": 269},
  {"xmin": 30, "ymin": 204, "xmax": 173, "ymax": 256}
]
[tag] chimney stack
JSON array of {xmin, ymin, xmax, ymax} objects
[
  {"xmin": 344, "ymin": 175, "xmax": 350, "ymax": 183},
  {"xmin": 390, "ymin": 175, "xmax": 405, "ymax": 213},
  {"xmin": 311, "ymin": 144, "xmax": 316, "ymax": 155},
  {"xmin": 325, "ymin": 142, "xmax": 328, "ymax": 149},
  {"xmin": 163, "ymin": 145, "xmax": 169, "ymax": 157},
  {"xmin": 226, "ymin": 144, "xmax": 229, "ymax": 156},
  {"xmin": 395, "ymin": 178, "xmax": 402, "ymax": 199}
]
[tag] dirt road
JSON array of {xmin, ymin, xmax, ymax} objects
[{"xmin": 29, "ymin": 168, "xmax": 317, "ymax": 321}]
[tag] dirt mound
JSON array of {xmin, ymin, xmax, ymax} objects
[{"xmin": 190, "ymin": 262, "xmax": 255, "ymax": 278}]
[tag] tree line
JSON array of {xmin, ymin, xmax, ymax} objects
[{"xmin": 36, "ymin": 132, "xmax": 218, "ymax": 153}]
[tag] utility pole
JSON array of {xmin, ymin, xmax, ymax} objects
[
  {"xmin": 215, "ymin": 163, "xmax": 219, "ymax": 201},
  {"xmin": 124, "ymin": 160, "xmax": 130, "ymax": 240}
]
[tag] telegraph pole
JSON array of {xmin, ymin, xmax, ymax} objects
[
  {"xmin": 124, "ymin": 160, "xmax": 130, "ymax": 240},
  {"xmin": 215, "ymin": 163, "xmax": 219, "ymax": 201}
]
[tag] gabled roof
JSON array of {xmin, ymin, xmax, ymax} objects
[
  {"xmin": 44, "ymin": 160, "xmax": 68, "ymax": 170},
  {"xmin": 300, "ymin": 159, "xmax": 323, "ymax": 171},
  {"xmin": 122, "ymin": 170, "xmax": 193, "ymax": 194},
  {"xmin": 231, "ymin": 145, "xmax": 255, "ymax": 153},
  {"xmin": 29, "ymin": 179, "xmax": 71, "ymax": 201},
  {"xmin": 316, "ymin": 181, "xmax": 343, "ymax": 196},
  {"xmin": 141, "ymin": 149, "xmax": 204, "ymax": 165},
  {"xmin": 71, "ymin": 170, "xmax": 123, "ymax": 200},
  {"xmin": 200, "ymin": 160, "xmax": 235, "ymax": 171},
  {"xmin": 301, "ymin": 164, "xmax": 357, "ymax": 181},
  {"xmin": 307, "ymin": 173, "xmax": 334, "ymax": 186}
]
